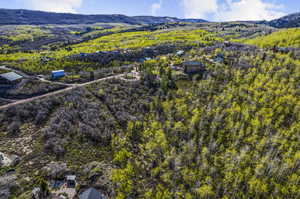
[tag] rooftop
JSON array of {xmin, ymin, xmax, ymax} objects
[
  {"xmin": 52, "ymin": 70, "xmax": 64, "ymax": 73},
  {"xmin": 0, "ymin": 72, "xmax": 23, "ymax": 81},
  {"xmin": 183, "ymin": 61, "xmax": 203, "ymax": 66},
  {"xmin": 66, "ymin": 175, "xmax": 76, "ymax": 181},
  {"xmin": 79, "ymin": 188, "xmax": 106, "ymax": 199}
]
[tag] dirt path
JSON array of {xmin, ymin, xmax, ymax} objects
[
  {"xmin": 0, "ymin": 72, "xmax": 138, "ymax": 110},
  {"xmin": 0, "ymin": 97, "xmax": 16, "ymax": 103},
  {"xmin": 38, "ymin": 77, "xmax": 71, "ymax": 87}
]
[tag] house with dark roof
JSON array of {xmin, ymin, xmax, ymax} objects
[
  {"xmin": 182, "ymin": 61, "xmax": 205, "ymax": 74},
  {"xmin": 0, "ymin": 72, "xmax": 23, "ymax": 85},
  {"xmin": 79, "ymin": 188, "xmax": 106, "ymax": 199}
]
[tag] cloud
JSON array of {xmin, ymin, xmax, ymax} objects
[
  {"xmin": 181, "ymin": 0, "xmax": 285, "ymax": 21},
  {"xmin": 26, "ymin": 0, "xmax": 83, "ymax": 13},
  {"xmin": 151, "ymin": 1, "xmax": 162, "ymax": 16},
  {"xmin": 217, "ymin": 0, "xmax": 285, "ymax": 21},
  {"xmin": 182, "ymin": 0, "xmax": 218, "ymax": 18}
]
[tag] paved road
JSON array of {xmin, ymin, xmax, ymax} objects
[{"xmin": 0, "ymin": 73, "xmax": 135, "ymax": 110}]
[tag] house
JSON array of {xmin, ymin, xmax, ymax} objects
[
  {"xmin": 176, "ymin": 50, "xmax": 185, "ymax": 56},
  {"xmin": 52, "ymin": 70, "xmax": 65, "ymax": 79},
  {"xmin": 79, "ymin": 188, "xmax": 106, "ymax": 199},
  {"xmin": 214, "ymin": 54, "xmax": 225, "ymax": 63},
  {"xmin": 66, "ymin": 175, "xmax": 76, "ymax": 188},
  {"xmin": 182, "ymin": 61, "xmax": 205, "ymax": 74},
  {"xmin": 0, "ymin": 72, "xmax": 23, "ymax": 85}
]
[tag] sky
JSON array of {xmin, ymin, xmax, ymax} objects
[{"xmin": 0, "ymin": 0, "xmax": 299, "ymax": 21}]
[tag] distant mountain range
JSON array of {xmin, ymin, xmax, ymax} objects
[
  {"xmin": 0, "ymin": 9, "xmax": 207, "ymax": 25},
  {"xmin": 0, "ymin": 8, "xmax": 299, "ymax": 28},
  {"xmin": 267, "ymin": 12, "xmax": 300, "ymax": 28}
]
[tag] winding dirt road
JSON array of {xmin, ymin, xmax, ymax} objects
[{"xmin": 0, "ymin": 72, "xmax": 138, "ymax": 110}]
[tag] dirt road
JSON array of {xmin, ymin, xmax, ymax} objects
[{"xmin": 0, "ymin": 73, "xmax": 136, "ymax": 110}]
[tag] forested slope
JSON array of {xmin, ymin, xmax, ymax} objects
[{"xmin": 112, "ymin": 52, "xmax": 300, "ymax": 198}]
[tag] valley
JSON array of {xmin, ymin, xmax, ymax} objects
[{"xmin": 0, "ymin": 8, "xmax": 299, "ymax": 199}]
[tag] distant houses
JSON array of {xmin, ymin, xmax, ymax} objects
[{"xmin": 0, "ymin": 72, "xmax": 23, "ymax": 85}]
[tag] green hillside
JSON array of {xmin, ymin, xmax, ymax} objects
[
  {"xmin": 0, "ymin": 29, "xmax": 222, "ymax": 74},
  {"xmin": 241, "ymin": 28, "xmax": 300, "ymax": 48}
]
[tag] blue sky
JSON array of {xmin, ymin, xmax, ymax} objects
[{"xmin": 0, "ymin": 0, "xmax": 299, "ymax": 21}]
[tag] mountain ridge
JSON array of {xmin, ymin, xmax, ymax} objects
[
  {"xmin": 0, "ymin": 8, "xmax": 207, "ymax": 25},
  {"xmin": 0, "ymin": 8, "xmax": 299, "ymax": 28},
  {"xmin": 267, "ymin": 12, "xmax": 300, "ymax": 28}
]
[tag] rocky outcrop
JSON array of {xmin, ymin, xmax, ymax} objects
[
  {"xmin": 0, "ymin": 174, "xmax": 18, "ymax": 199},
  {"xmin": 31, "ymin": 187, "xmax": 41, "ymax": 199},
  {"xmin": 41, "ymin": 162, "xmax": 70, "ymax": 179},
  {"xmin": 0, "ymin": 152, "xmax": 20, "ymax": 167}
]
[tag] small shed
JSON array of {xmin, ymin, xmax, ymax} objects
[
  {"xmin": 182, "ymin": 61, "xmax": 205, "ymax": 74},
  {"xmin": 79, "ymin": 188, "xmax": 106, "ymax": 199},
  {"xmin": 52, "ymin": 70, "xmax": 65, "ymax": 79},
  {"xmin": 0, "ymin": 72, "xmax": 23, "ymax": 84},
  {"xmin": 66, "ymin": 175, "xmax": 76, "ymax": 188}
]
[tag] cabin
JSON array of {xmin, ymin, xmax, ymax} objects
[
  {"xmin": 52, "ymin": 70, "xmax": 65, "ymax": 79},
  {"xmin": 66, "ymin": 175, "xmax": 76, "ymax": 188},
  {"xmin": 79, "ymin": 188, "xmax": 106, "ymax": 199},
  {"xmin": 0, "ymin": 72, "xmax": 23, "ymax": 85},
  {"xmin": 182, "ymin": 61, "xmax": 205, "ymax": 74}
]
